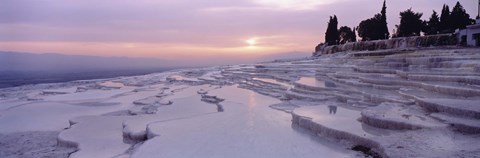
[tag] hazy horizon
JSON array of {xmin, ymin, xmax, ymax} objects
[{"xmin": 1, "ymin": 0, "xmax": 478, "ymax": 65}]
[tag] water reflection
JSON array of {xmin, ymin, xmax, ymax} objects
[
  {"xmin": 216, "ymin": 103, "xmax": 224, "ymax": 112},
  {"xmin": 325, "ymin": 81, "xmax": 336, "ymax": 88},
  {"xmin": 328, "ymin": 105, "xmax": 337, "ymax": 115},
  {"xmin": 252, "ymin": 77, "xmax": 293, "ymax": 88},
  {"xmin": 297, "ymin": 77, "xmax": 336, "ymax": 88},
  {"xmin": 294, "ymin": 105, "xmax": 390, "ymax": 138},
  {"xmin": 99, "ymin": 81, "xmax": 125, "ymax": 89},
  {"xmin": 170, "ymin": 75, "xmax": 186, "ymax": 80},
  {"xmin": 247, "ymin": 91, "xmax": 256, "ymax": 127}
]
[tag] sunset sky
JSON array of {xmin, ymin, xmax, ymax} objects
[{"xmin": 0, "ymin": 0, "xmax": 477, "ymax": 65}]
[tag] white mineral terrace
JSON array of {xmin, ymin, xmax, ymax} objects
[{"xmin": 1, "ymin": 48, "xmax": 480, "ymax": 158}]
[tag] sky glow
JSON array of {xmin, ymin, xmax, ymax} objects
[{"xmin": 0, "ymin": 0, "xmax": 477, "ymax": 65}]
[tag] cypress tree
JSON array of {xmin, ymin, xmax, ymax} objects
[
  {"xmin": 325, "ymin": 15, "xmax": 339, "ymax": 45},
  {"xmin": 439, "ymin": 4, "xmax": 451, "ymax": 33},
  {"xmin": 424, "ymin": 10, "xmax": 440, "ymax": 35},
  {"xmin": 352, "ymin": 27, "xmax": 357, "ymax": 42},
  {"xmin": 325, "ymin": 16, "xmax": 333, "ymax": 45},
  {"xmin": 380, "ymin": 0, "xmax": 389, "ymax": 39},
  {"xmin": 332, "ymin": 15, "xmax": 339, "ymax": 44},
  {"xmin": 450, "ymin": 1, "xmax": 473, "ymax": 30}
]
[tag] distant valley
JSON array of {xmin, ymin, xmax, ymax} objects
[
  {"xmin": 0, "ymin": 51, "xmax": 178, "ymax": 88},
  {"xmin": 0, "ymin": 51, "xmax": 311, "ymax": 88}
]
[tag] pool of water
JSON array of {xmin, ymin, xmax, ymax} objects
[
  {"xmin": 169, "ymin": 75, "xmax": 200, "ymax": 81},
  {"xmin": 170, "ymin": 75, "xmax": 187, "ymax": 80},
  {"xmin": 99, "ymin": 81, "xmax": 125, "ymax": 88},
  {"xmin": 296, "ymin": 77, "xmax": 336, "ymax": 88},
  {"xmin": 253, "ymin": 78, "xmax": 293, "ymax": 88},
  {"xmin": 294, "ymin": 105, "xmax": 389, "ymax": 138},
  {"xmin": 132, "ymin": 85, "xmax": 355, "ymax": 158}
]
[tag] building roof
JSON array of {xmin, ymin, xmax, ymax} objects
[{"xmin": 467, "ymin": 23, "xmax": 480, "ymax": 29}]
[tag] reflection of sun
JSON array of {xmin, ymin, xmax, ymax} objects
[{"xmin": 245, "ymin": 38, "xmax": 257, "ymax": 47}]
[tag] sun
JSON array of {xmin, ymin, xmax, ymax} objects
[
  {"xmin": 253, "ymin": 0, "xmax": 334, "ymax": 10},
  {"xmin": 245, "ymin": 38, "xmax": 257, "ymax": 47}
]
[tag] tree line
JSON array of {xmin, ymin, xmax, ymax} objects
[{"xmin": 324, "ymin": 1, "xmax": 476, "ymax": 46}]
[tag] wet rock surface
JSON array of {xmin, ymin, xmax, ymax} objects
[{"xmin": 0, "ymin": 131, "xmax": 76, "ymax": 158}]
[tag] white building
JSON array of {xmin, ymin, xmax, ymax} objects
[
  {"xmin": 458, "ymin": 19, "xmax": 480, "ymax": 46},
  {"xmin": 457, "ymin": 1, "xmax": 480, "ymax": 46}
]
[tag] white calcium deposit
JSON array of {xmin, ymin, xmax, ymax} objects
[{"xmin": 1, "ymin": 48, "xmax": 480, "ymax": 158}]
